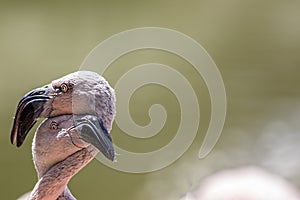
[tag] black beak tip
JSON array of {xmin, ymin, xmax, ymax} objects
[
  {"xmin": 16, "ymin": 142, "xmax": 22, "ymax": 148},
  {"xmin": 107, "ymin": 148, "xmax": 115, "ymax": 161}
]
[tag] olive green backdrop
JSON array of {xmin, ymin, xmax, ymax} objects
[{"xmin": 0, "ymin": 0, "xmax": 299, "ymax": 199}]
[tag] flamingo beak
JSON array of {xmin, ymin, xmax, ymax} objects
[
  {"xmin": 11, "ymin": 86, "xmax": 52, "ymax": 147},
  {"xmin": 71, "ymin": 115, "xmax": 115, "ymax": 161}
]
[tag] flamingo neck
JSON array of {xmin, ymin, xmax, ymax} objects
[{"xmin": 29, "ymin": 146, "xmax": 97, "ymax": 200}]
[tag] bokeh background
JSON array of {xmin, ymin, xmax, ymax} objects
[{"xmin": 1, "ymin": 0, "xmax": 300, "ymax": 199}]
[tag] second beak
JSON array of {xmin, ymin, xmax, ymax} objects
[{"xmin": 69, "ymin": 115, "xmax": 115, "ymax": 161}]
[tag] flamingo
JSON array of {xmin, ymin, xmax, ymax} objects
[
  {"xmin": 31, "ymin": 114, "xmax": 113, "ymax": 199},
  {"xmin": 11, "ymin": 71, "xmax": 116, "ymax": 199}
]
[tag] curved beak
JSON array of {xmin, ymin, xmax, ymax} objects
[
  {"xmin": 70, "ymin": 115, "xmax": 115, "ymax": 161},
  {"xmin": 11, "ymin": 86, "xmax": 52, "ymax": 147}
]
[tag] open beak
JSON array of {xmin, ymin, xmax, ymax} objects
[
  {"xmin": 11, "ymin": 86, "xmax": 52, "ymax": 147},
  {"xmin": 70, "ymin": 115, "xmax": 115, "ymax": 161}
]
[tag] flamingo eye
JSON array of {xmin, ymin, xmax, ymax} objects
[
  {"xmin": 50, "ymin": 122, "xmax": 58, "ymax": 130},
  {"xmin": 60, "ymin": 83, "xmax": 68, "ymax": 93}
]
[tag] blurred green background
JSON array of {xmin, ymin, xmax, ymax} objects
[{"xmin": 0, "ymin": 0, "xmax": 300, "ymax": 199}]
